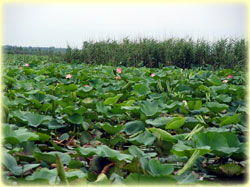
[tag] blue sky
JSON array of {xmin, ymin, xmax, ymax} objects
[{"xmin": 3, "ymin": 3, "xmax": 247, "ymax": 48}]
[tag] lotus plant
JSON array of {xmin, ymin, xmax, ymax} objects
[
  {"xmin": 223, "ymin": 79, "xmax": 228, "ymax": 83},
  {"xmin": 115, "ymin": 75, "xmax": 121, "ymax": 80},
  {"xmin": 116, "ymin": 68, "xmax": 122, "ymax": 74},
  {"xmin": 66, "ymin": 74, "xmax": 72, "ymax": 79}
]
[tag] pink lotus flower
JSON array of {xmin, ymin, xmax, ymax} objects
[
  {"xmin": 115, "ymin": 75, "xmax": 121, "ymax": 80},
  {"xmin": 223, "ymin": 79, "xmax": 228, "ymax": 83},
  {"xmin": 25, "ymin": 63, "xmax": 29, "ymax": 67},
  {"xmin": 56, "ymin": 83, "xmax": 59, "ymax": 86},
  {"xmin": 66, "ymin": 74, "xmax": 72, "ymax": 79},
  {"xmin": 116, "ymin": 68, "xmax": 122, "ymax": 74},
  {"xmin": 84, "ymin": 84, "xmax": 90, "ymax": 87},
  {"xmin": 226, "ymin": 75, "xmax": 232, "ymax": 79},
  {"xmin": 151, "ymin": 73, "xmax": 155, "ymax": 77}
]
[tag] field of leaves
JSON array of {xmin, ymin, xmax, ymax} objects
[{"xmin": 2, "ymin": 56, "xmax": 248, "ymax": 185}]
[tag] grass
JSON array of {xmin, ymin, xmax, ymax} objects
[{"xmin": 64, "ymin": 37, "xmax": 247, "ymax": 70}]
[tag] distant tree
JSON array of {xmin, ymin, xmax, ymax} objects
[
  {"xmin": 38, "ymin": 48, "xmax": 42, "ymax": 56},
  {"xmin": 64, "ymin": 44, "xmax": 72, "ymax": 63},
  {"xmin": 48, "ymin": 49, "xmax": 54, "ymax": 61},
  {"xmin": 72, "ymin": 48, "xmax": 81, "ymax": 63}
]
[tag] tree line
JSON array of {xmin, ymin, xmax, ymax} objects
[
  {"xmin": 64, "ymin": 37, "xmax": 247, "ymax": 69},
  {"xmin": 3, "ymin": 37, "xmax": 247, "ymax": 69},
  {"xmin": 3, "ymin": 45, "xmax": 66, "ymax": 56}
]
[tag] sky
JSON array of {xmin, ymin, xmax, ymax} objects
[{"xmin": 3, "ymin": 3, "xmax": 247, "ymax": 48}]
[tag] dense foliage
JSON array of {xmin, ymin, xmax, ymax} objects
[
  {"xmin": 3, "ymin": 45, "xmax": 66, "ymax": 56},
  {"xmin": 65, "ymin": 38, "xmax": 247, "ymax": 69},
  {"xmin": 3, "ymin": 37, "xmax": 247, "ymax": 70},
  {"xmin": 2, "ymin": 55, "xmax": 247, "ymax": 185}
]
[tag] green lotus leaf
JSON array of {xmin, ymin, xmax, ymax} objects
[
  {"xmin": 36, "ymin": 132, "xmax": 51, "ymax": 142},
  {"xmin": 97, "ymin": 145, "xmax": 133, "ymax": 162},
  {"xmin": 93, "ymin": 173, "xmax": 111, "ymax": 185},
  {"xmin": 66, "ymin": 170, "xmax": 87, "ymax": 181},
  {"xmin": 3, "ymin": 152, "xmax": 40, "ymax": 176},
  {"xmin": 163, "ymin": 101, "xmax": 181, "ymax": 112},
  {"xmin": 121, "ymin": 99, "xmax": 135, "ymax": 106},
  {"xmin": 9, "ymin": 110, "xmax": 28, "ymax": 122},
  {"xmin": 78, "ymin": 145, "xmax": 133, "ymax": 162},
  {"xmin": 79, "ymin": 131, "xmax": 92, "ymax": 145},
  {"xmin": 34, "ymin": 151, "xmax": 71, "ymax": 165},
  {"xmin": 33, "ymin": 152, "xmax": 56, "ymax": 164},
  {"xmin": 34, "ymin": 75, "xmax": 46, "ymax": 81},
  {"xmin": 198, "ymin": 85, "xmax": 211, "ymax": 93},
  {"xmin": 215, "ymin": 94, "xmax": 232, "ymax": 103},
  {"xmin": 128, "ymin": 145, "xmax": 157, "ymax": 158},
  {"xmin": 61, "ymin": 106, "xmax": 75, "ymax": 115},
  {"xmin": 147, "ymin": 159, "xmax": 174, "ymax": 176},
  {"xmin": 96, "ymin": 122, "xmax": 123, "ymax": 134},
  {"xmin": 104, "ymin": 93, "xmax": 123, "ymax": 105},
  {"xmin": 171, "ymin": 141, "xmax": 211, "ymax": 157},
  {"xmin": 25, "ymin": 112, "xmax": 52, "ymax": 127},
  {"xmin": 219, "ymin": 164, "xmax": 242, "ymax": 176},
  {"xmin": 187, "ymin": 100, "xmax": 202, "ymax": 110},
  {"xmin": 206, "ymin": 102, "xmax": 229, "ymax": 113},
  {"xmin": 68, "ymin": 160, "xmax": 85, "ymax": 169},
  {"xmin": 219, "ymin": 114, "xmax": 240, "ymax": 126},
  {"xmin": 184, "ymin": 117, "xmax": 199, "ymax": 128},
  {"xmin": 123, "ymin": 120, "xmax": 145, "ymax": 135},
  {"xmin": 66, "ymin": 113, "xmax": 83, "ymax": 124},
  {"xmin": 194, "ymin": 131, "xmax": 240, "ymax": 157},
  {"xmin": 166, "ymin": 117, "xmax": 186, "ymax": 130},
  {"xmin": 133, "ymin": 83, "xmax": 151, "ymax": 96},
  {"xmin": 3, "ymin": 125, "xmax": 16, "ymax": 138},
  {"xmin": 146, "ymin": 117, "xmax": 173, "ymax": 127},
  {"xmin": 140, "ymin": 100, "xmax": 160, "ymax": 117},
  {"xmin": 15, "ymin": 127, "xmax": 39, "ymax": 142},
  {"xmin": 76, "ymin": 147, "xmax": 98, "ymax": 158},
  {"xmin": 79, "ymin": 85, "xmax": 93, "ymax": 92},
  {"xmin": 59, "ymin": 133, "xmax": 69, "ymax": 141},
  {"xmin": 25, "ymin": 168, "xmax": 58, "ymax": 185},
  {"xmin": 121, "ymin": 106, "xmax": 140, "ymax": 111},
  {"xmin": 130, "ymin": 131, "xmax": 156, "ymax": 145},
  {"xmin": 82, "ymin": 97, "xmax": 94, "ymax": 104},
  {"xmin": 210, "ymin": 84, "xmax": 228, "ymax": 94},
  {"xmin": 4, "ymin": 126, "xmax": 39, "ymax": 145},
  {"xmin": 64, "ymin": 84, "xmax": 77, "ymax": 91},
  {"xmin": 123, "ymin": 173, "xmax": 176, "ymax": 185},
  {"xmin": 207, "ymin": 75, "xmax": 222, "ymax": 86},
  {"xmin": 4, "ymin": 75, "xmax": 16, "ymax": 86},
  {"xmin": 110, "ymin": 173, "xmax": 124, "ymax": 185},
  {"xmin": 96, "ymin": 102, "xmax": 110, "ymax": 114},
  {"xmin": 48, "ymin": 152, "xmax": 71, "ymax": 165},
  {"xmin": 48, "ymin": 119, "xmax": 66, "ymax": 129},
  {"xmin": 147, "ymin": 127, "xmax": 177, "ymax": 143},
  {"xmin": 174, "ymin": 172, "xmax": 198, "ymax": 184},
  {"xmin": 23, "ymin": 68, "xmax": 36, "ymax": 75}
]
